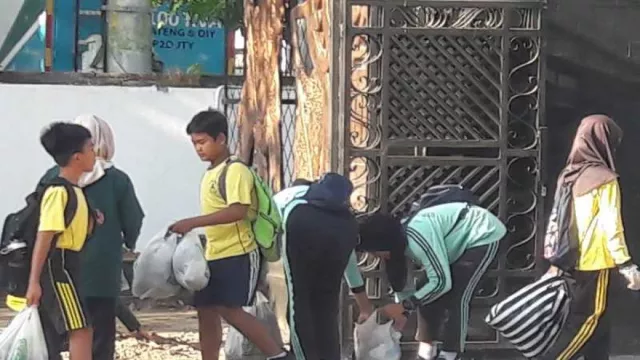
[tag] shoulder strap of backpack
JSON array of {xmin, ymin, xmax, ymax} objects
[
  {"xmin": 218, "ymin": 158, "xmax": 248, "ymax": 204},
  {"xmin": 61, "ymin": 184, "xmax": 78, "ymax": 229},
  {"xmin": 43, "ymin": 178, "xmax": 78, "ymax": 229}
]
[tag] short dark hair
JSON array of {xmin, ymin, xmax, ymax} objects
[
  {"xmin": 40, "ymin": 122, "xmax": 92, "ymax": 166},
  {"xmin": 186, "ymin": 110, "xmax": 228, "ymax": 139},
  {"xmin": 357, "ymin": 212, "xmax": 408, "ymax": 292}
]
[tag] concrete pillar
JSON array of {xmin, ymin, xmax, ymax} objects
[{"xmin": 105, "ymin": 0, "xmax": 152, "ymax": 74}]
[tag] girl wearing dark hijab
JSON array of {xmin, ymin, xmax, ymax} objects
[{"xmin": 542, "ymin": 115, "xmax": 640, "ymax": 360}]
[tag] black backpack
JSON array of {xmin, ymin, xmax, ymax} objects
[
  {"xmin": 0, "ymin": 178, "xmax": 77, "ymax": 297},
  {"xmin": 405, "ymin": 184, "xmax": 479, "ymax": 234},
  {"xmin": 543, "ymin": 177, "xmax": 581, "ymax": 272}
]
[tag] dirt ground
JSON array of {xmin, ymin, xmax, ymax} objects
[{"xmin": 0, "ymin": 307, "xmax": 231, "ymax": 360}]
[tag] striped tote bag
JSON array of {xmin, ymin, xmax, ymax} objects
[{"xmin": 485, "ymin": 275, "xmax": 571, "ymax": 358}]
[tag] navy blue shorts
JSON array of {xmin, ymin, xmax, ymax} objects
[{"xmin": 193, "ymin": 249, "xmax": 261, "ymax": 308}]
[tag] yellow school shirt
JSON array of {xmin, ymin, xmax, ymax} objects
[
  {"xmin": 38, "ymin": 186, "xmax": 90, "ymax": 252},
  {"xmin": 574, "ymin": 180, "xmax": 631, "ymax": 271},
  {"xmin": 200, "ymin": 160, "xmax": 257, "ymax": 261}
]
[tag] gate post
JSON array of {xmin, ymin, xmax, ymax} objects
[{"xmin": 332, "ymin": 0, "xmax": 547, "ymax": 357}]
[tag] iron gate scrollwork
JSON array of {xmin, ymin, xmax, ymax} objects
[{"xmin": 334, "ymin": 0, "xmax": 546, "ymax": 354}]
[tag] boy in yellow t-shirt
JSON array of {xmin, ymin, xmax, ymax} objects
[
  {"xmin": 170, "ymin": 110, "xmax": 292, "ymax": 360},
  {"xmin": 26, "ymin": 122, "xmax": 97, "ymax": 360}
]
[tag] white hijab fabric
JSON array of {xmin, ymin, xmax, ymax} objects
[{"xmin": 73, "ymin": 114, "xmax": 115, "ymax": 187}]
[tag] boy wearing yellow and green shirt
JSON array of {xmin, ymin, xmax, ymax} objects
[{"xmin": 170, "ymin": 110, "xmax": 292, "ymax": 360}]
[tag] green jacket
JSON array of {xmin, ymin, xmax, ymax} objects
[{"xmin": 42, "ymin": 166, "xmax": 144, "ymax": 298}]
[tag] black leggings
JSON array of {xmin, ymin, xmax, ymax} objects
[{"xmin": 283, "ymin": 204, "xmax": 359, "ymax": 360}]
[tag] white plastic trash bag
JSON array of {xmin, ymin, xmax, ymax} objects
[
  {"xmin": 354, "ymin": 310, "xmax": 401, "ymax": 360},
  {"xmin": 0, "ymin": 306, "xmax": 48, "ymax": 360},
  {"xmin": 132, "ymin": 228, "xmax": 181, "ymax": 299},
  {"xmin": 172, "ymin": 231, "xmax": 210, "ymax": 292},
  {"xmin": 224, "ymin": 292, "xmax": 283, "ymax": 360}
]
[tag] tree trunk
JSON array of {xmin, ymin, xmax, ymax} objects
[
  {"xmin": 238, "ymin": 0, "xmax": 289, "ymax": 347},
  {"xmin": 237, "ymin": 0, "xmax": 284, "ymax": 191},
  {"xmin": 290, "ymin": 0, "xmax": 331, "ymax": 180}
]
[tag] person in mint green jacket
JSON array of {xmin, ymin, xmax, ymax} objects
[{"xmin": 356, "ymin": 203, "xmax": 506, "ymax": 360}]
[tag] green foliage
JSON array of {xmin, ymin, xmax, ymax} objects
[{"xmin": 151, "ymin": 0, "xmax": 244, "ymax": 30}]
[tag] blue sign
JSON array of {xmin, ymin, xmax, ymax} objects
[
  {"xmin": 3, "ymin": 0, "xmax": 227, "ymax": 74},
  {"xmin": 151, "ymin": 5, "xmax": 226, "ymax": 74}
]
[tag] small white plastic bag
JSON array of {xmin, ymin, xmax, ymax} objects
[
  {"xmin": 172, "ymin": 231, "xmax": 210, "ymax": 292},
  {"xmin": 0, "ymin": 306, "xmax": 48, "ymax": 360},
  {"xmin": 354, "ymin": 310, "xmax": 401, "ymax": 360},
  {"xmin": 132, "ymin": 228, "xmax": 181, "ymax": 299}
]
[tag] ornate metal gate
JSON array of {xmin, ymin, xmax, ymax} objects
[{"xmin": 332, "ymin": 0, "xmax": 546, "ymax": 353}]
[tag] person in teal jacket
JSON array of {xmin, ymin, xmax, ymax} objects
[
  {"xmin": 356, "ymin": 203, "xmax": 506, "ymax": 360},
  {"xmin": 40, "ymin": 115, "xmax": 144, "ymax": 360}
]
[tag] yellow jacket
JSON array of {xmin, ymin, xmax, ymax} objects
[{"xmin": 574, "ymin": 180, "xmax": 631, "ymax": 270}]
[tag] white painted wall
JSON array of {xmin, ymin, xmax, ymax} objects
[{"xmin": 0, "ymin": 84, "xmax": 222, "ymax": 250}]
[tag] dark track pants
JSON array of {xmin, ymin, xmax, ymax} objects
[
  {"xmin": 416, "ymin": 242, "xmax": 499, "ymax": 353},
  {"xmin": 541, "ymin": 269, "xmax": 611, "ymax": 360},
  {"xmin": 86, "ymin": 297, "xmax": 117, "ymax": 360},
  {"xmin": 283, "ymin": 204, "xmax": 359, "ymax": 360}
]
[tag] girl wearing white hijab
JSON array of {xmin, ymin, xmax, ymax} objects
[
  {"xmin": 73, "ymin": 114, "xmax": 116, "ymax": 188},
  {"xmin": 40, "ymin": 115, "xmax": 145, "ymax": 360}
]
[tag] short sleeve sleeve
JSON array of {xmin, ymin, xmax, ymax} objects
[
  {"xmin": 223, "ymin": 163, "xmax": 254, "ymax": 206},
  {"xmin": 38, "ymin": 186, "xmax": 68, "ymax": 233}
]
